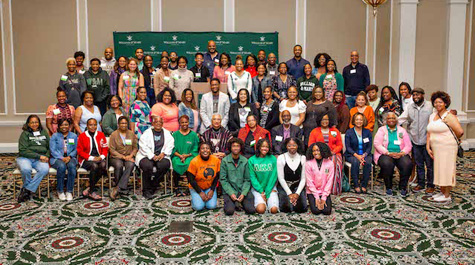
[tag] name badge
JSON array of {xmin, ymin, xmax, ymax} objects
[
  {"xmin": 100, "ymin": 63, "xmax": 106, "ymax": 69},
  {"xmin": 394, "ymin": 140, "xmax": 401, "ymax": 145},
  {"xmin": 53, "ymin": 109, "xmax": 61, "ymax": 115},
  {"xmin": 173, "ymin": 74, "xmax": 180, "ymax": 80},
  {"xmin": 275, "ymin": 136, "xmax": 283, "ymax": 142},
  {"xmin": 225, "ymin": 71, "xmax": 231, "ymax": 75},
  {"xmin": 379, "ymin": 107, "xmax": 384, "ymax": 114},
  {"xmin": 363, "ymin": 138, "xmax": 369, "ymax": 143},
  {"xmin": 164, "ymin": 76, "xmax": 170, "ymax": 82},
  {"xmin": 195, "ymin": 73, "xmax": 201, "ymax": 78},
  {"xmin": 244, "ymin": 107, "xmax": 251, "ymax": 112},
  {"xmin": 68, "ymin": 139, "xmax": 75, "ymax": 145},
  {"xmin": 123, "ymin": 75, "xmax": 129, "ymax": 80},
  {"xmin": 325, "ymin": 168, "xmax": 329, "ymax": 174},
  {"xmin": 33, "ymin": 131, "xmax": 41, "ymax": 136},
  {"xmin": 269, "ymin": 71, "xmax": 275, "ymax": 75},
  {"xmin": 79, "ymin": 70, "xmax": 85, "ymax": 74},
  {"xmin": 330, "ymin": 131, "xmax": 337, "ymax": 137},
  {"xmin": 350, "ymin": 69, "xmax": 356, "ymax": 74},
  {"xmin": 60, "ymin": 75, "xmax": 68, "ymax": 81},
  {"xmin": 326, "ymin": 74, "xmax": 333, "ymax": 79},
  {"xmin": 154, "ymin": 136, "xmax": 161, "ymax": 141},
  {"xmin": 214, "ymin": 58, "xmax": 219, "ymax": 63},
  {"xmin": 125, "ymin": 139, "xmax": 132, "ymax": 145},
  {"xmin": 250, "ymin": 140, "xmax": 256, "ymax": 146}
]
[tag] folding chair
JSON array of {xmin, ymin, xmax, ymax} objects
[
  {"xmin": 77, "ymin": 167, "xmax": 104, "ymax": 197},
  {"xmin": 11, "ymin": 168, "xmax": 50, "ymax": 199},
  {"xmin": 107, "ymin": 165, "xmax": 137, "ymax": 194}
]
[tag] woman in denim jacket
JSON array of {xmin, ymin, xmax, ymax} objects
[{"xmin": 50, "ymin": 118, "xmax": 78, "ymax": 201}]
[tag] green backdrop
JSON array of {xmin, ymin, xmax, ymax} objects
[{"xmin": 113, "ymin": 31, "xmax": 278, "ymax": 65}]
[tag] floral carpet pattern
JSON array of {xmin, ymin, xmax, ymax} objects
[{"xmin": 0, "ymin": 152, "xmax": 474, "ymax": 264}]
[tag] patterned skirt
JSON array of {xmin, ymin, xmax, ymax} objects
[{"xmin": 331, "ymin": 153, "xmax": 343, "ymax": 195}]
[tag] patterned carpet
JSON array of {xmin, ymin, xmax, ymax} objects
[{"xmin": 0, "ymin": 152, "xmax": 474, "ymax": 264}]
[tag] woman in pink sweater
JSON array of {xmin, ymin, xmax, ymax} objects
[
  {"xmin": 373, "ymin": 112, "xmax": 413, "ymax": 197},
  {"xmin": 305, "ymin": 142, "xmax": 334, "ymax": 215}
]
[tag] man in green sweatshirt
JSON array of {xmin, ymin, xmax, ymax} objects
[
  {"xmin": 84, "ymin": 58, "xmax": 110, "ymax": 115},
  {"xmin": 220, "ymin": 138, "xmax": 256, "ymax": 215}
]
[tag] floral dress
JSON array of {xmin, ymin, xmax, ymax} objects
[
  {"xmin": 129, "ymin": 100, "xmax": 151, "ymax": 139},
  {"xmin": 122, "ymin": 71, "xmax": 139, "ymax": 114},
  {"xmin": 322, "ymin": 75, "xmax": 338, "ymax": 101}
]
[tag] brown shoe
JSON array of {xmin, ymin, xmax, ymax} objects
[
  {"xmin": 425, "ymin": 187, "xmax": 435, "ymax": 194},
  {"xmin": 412, "ymin": 186, "xmax": 424, "ymax": 193},
  {"xmin": 110, "ymin": 187, "xmax": 118, "ymax": 201}
]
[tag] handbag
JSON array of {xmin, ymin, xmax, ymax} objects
[
  {"xmin": 342, "ymin": 171, "xmax": 351, "ymax": 192},
  {"xmin": 438, "ymin": 113, "xmax": 463, "ymax": 158}
]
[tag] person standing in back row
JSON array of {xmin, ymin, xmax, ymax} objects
[
  {"xmin": 286, "ymin": 45, "xmax": 310, "ymax": 80},
  {"xmin": 204, "ymin": 40, "xmax": 220, "ymax": 77},
  {"xmin": 342, "ymin": 51, "xmax": 370, "ymax": 109},
  {"xmin": 100, "ymin": 48, "xmax": 116, "ymax": 75}
]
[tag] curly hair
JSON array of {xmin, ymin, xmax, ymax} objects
[
  {"xmin": 256, "ymin": 138, "xmax": 272, "ymax": 157},
  {"xmin": 431, "ymin": 91, "xmax": 451, "ymax": 108},
  {"xmin": 306, "ymin": 142, "xmax": 332, "ymax": 160},
  {"xmin": 316, "ymin": 112, "xmax": 336, "ymax": 128},
  {"xmin": 313, "ymin": 53, "xmax": 331, "ymax": 68},
  {"xmin": 227, "ymin": 137, "xmax": 244, "ymax": 151},
  {"xmin": 282, "ymin": 137, "xmax": 304, "ymax": 155},
  {"xmin": 156, "ymin": 87, "xmax": 177, "ymax": 104}
]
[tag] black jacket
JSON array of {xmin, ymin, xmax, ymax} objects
[
  {"xmin": 258, "ymin": 100, "xmax": 281, "ymax": 131},
  {"xmin": 190, "ymin": 65, "xmax": 211, "ymax": 82},
  {"xmin": 228, "ymin": 102, "xmax": 259, "ymax": 136},
  {"xmin": 270, "ymin": 124, "xmax": 303, "ymax": 155}
]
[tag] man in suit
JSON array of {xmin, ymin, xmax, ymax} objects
[{"xmin": 271, "ymin": 110, "xmax": 303, "ymax": 155}]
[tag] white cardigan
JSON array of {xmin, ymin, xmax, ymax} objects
[
  {"xmin": 199, "ymin": 91, "xmax": 230, "ymax": 133},
  {"xmin": 136, "ymin": 127, "xmax": 174, "ymax": 168}
]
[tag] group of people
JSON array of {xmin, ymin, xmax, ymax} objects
[{"xmin": 15, "ymin": 41, "xmax": 464, "ymax": 216}]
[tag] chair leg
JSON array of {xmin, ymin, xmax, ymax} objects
[
  {"xmin": 108, "ymin": 171, "xmax": 112, "ymax": 192},
  {"xmin": 170, "ymin": 171, "xmax": 173, "ymax": 195},
  {"xmin": 164, "ymin": 170, "xmax": 168, "ymax": 195},
  {"xmin": 13, "ymin": 173, "xmax": 17, "ymax": 200},
  {"xmin": 101, "ymin": 176, "xmax": 104, "ymax": 197},
  {"xmin": 140, "ymin": 171, "xmax": 143, "ymax": 194},
  {"xmin": 133, "ymin": 170, "xmax": 136, "ymax": 195}
]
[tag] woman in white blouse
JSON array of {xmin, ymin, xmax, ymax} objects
[
  {"xmin": 279, "ymin": 86, "xmax": 306, "ymax": 128},
  {"xmin": 227, "ymin": 58, "xmax": 252, "ymax": 103},
  {"xmin": 277, "ymin": 137, "xmax": 307, "ymax": 213}
]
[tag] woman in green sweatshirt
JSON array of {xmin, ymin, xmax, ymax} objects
[
  {"xmin": 248, "ymin": 138, "xmax": 279, "ymax": 214},
  {"xmin": 17, "ymin": 115, "xmax": 50, "ymax": 203},
  {"xmin": 84, "ymin": 58, "xmax": 110, "ymax": 115}
]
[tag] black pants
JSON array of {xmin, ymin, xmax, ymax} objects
[
  {"xmin": 346, "ymin": 155, "xmax": 372, "ymax": 188},
  {"xmin": 412, "ymin": 143, "xmax": 434, "ymax": 188},
  {"xmin": 378, "ymin": 154, "xmax": 413, "ymax": 191},
  {"xmin": 81, "ymin": 160, "xmax": 107, "ymax": 192},
  {"xmin": 277, "ymin": 185, "xmax": 308, "ymax": 213},
  {"xmin": 109, "ymin": 158, "xmax": 135, "ymax": 191},
  {"xmin": 223, "ymin": 192, "xmax": 256, "ymax": 215},
  {"xmin": 95, "ymin": 101, "xmax": 107, "ymax": 116},
  {"xmin": 139, "ymin": 158, "xmax": 170, "ymax": 194},
  {"xmin": 307, "ymin": 194, "xmax": 332, "ymax": 215}
]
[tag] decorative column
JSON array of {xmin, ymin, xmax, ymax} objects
[
  {"xmin": 224, "ymin": 0, "xmax": 235, "ymax": 32},
  {"xmin": 151, "ymin": 0, "xmax": 162, "ymax": 31},
  {"xmin": 76, "ymin": 0, "xmax": 89, "ymax": 61},
  {"xmin": 295, "ymin": 0, "xmax": 306, "ymax": 58},
  {"xmin": 445, "ymin": 0, "xmax": 469, "ymax": 111},
  {"xmin": 397, "ymin": 0, "xmax": 419, "ymax": 88}
]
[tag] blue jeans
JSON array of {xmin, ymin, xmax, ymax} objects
[
  {"xmin": 189, "ymin": 188, "xmax": 217, "ymax": 211},
  {"xmin": 16, "ymin": 157, "xmax": 49, "ymax": 192},
  {"xmin": 51, "ymin": 158, "xmax": 77, "ymax": 193},
  {"xmin": 412, "ymin": 143, "xmax": 434, "ymax": 188},
  {"xmin": 346, "ymin": 95, "xmax": 357, "ymax": 109}
]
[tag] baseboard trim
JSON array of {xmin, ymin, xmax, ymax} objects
[{"xmin": 0, "ymin": 143, "xmax": 18, "ymax": 153}]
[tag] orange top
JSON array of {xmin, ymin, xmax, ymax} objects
[
  {"xmin": 187, "ymin": 155, "xmax": 221, "ymax": 190},
  {"xmin": 151, "ymin": 103, "xmax": 179, "ymax": 132},
  {"xmin": 349, "ymin": 106, "xmax": 375, "ymax": 132}
]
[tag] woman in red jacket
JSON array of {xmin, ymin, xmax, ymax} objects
[
  {"xmin": 77, "ymin": 118, "xmax": 109, "ymax": 200},
  {"xmin": 238, "ymin": 114, "xmax": 271, "ymax": 158},
  {"xmin": 308, "ymin": 113, "xmax": 343, "ymax": 195}
]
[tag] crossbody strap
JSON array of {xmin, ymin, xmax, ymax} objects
[{"xmin": 437, "ymin": 113, "xmax": 460, "ymax": 146}]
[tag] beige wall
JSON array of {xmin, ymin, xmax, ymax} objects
[
  {"xmin": 389, "ymin": 0, "xmax": 400, "ymax": 88},
  {"xmin": 306, "ymin": 0, "xmax": 366, "ymax": 73},
  {"xmin": 235, "ymin": 0, "xmax": 295, "ymax": 62},
  {"xmin": 12, "ymin": 0, "xmax": 77, "ymax": 113},
  {"xmin": 375, "ymin": 2, "xmax": 391, "ymax": 87},
  {"xmin": 414, "ymin": 0, "xmax": 447, "ymax": 97},
  {"xmin": 162, "ymin": 0, "xmax": 223, "ymax": 32},
  {"xmin": 88, "ymin": 0, "xmax": 151, "ymax": 60},
  {"xmin": 467, "ymin": 0, "xmax": 475, "ymax": 111},
  {"xmin": 0, "ymin": 11, "xmax": 4, "ymax": 114}
]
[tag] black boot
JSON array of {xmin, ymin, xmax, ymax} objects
[{"xmin": 17, "ymin": 188, "xmax": 26, "ymax": 203}]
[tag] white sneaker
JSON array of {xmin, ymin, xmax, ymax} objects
[
  {"xmin": 66, "ymin": 192, "xmax": 73, "ymax": 201},
  {"xmin": 432, "ymin": 192, "xmax": 444, "ymax": 199},
  {"xmin": 433, "ymin": 195, "xmax": 451, "ymax": 202},
  {"xmin": 58, "ymin": 192, "xmax": 66, "ymax": 201}
]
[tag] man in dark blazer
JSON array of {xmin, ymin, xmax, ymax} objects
[{"xmin": 271, "ymin": 110, "xmax": 303, "ymax": 155}]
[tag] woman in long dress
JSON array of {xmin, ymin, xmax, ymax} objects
[{"xmin": 427, "ymin": 91, "xmax": 463, "ymax": 202}]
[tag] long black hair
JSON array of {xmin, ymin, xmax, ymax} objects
[
  {"xmin": 376, "ymin": 86, "xmax": 400, "ymax": 110},
  {"xmin": 141, "ymin": 55, "xmax": 154, "ymax": 88},
  {"xmin": 398, "ymin": 82, "xmax": 412, "ymax": 108},
  {"xmin": 256, "ymin": 138, "xmax": 272, "ymax": 157},
  {"xmin": 22, "ymin": 115, "xmax": 43, "ymax": 132},
  {"xmin": 282, "ymin": 137, "xmax": 304, "ymax": 155},
  {"xmin": 306, "ymin": 142, "xmax": 332, "ymax": 161},
  {"xmin": 244, "ymin": 54, "xmax": 258, "ymax": 69}
]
